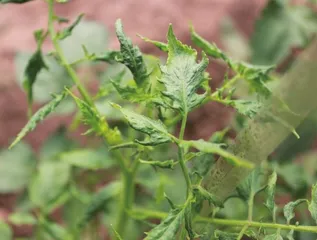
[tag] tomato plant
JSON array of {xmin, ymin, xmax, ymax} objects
[{"xmin": 1, "ymin": 0, "xmax": 317, "ymax": 239}]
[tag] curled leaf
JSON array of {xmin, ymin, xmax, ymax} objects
[
  {"xmin": 9, "ymin": 91, "xmax": 67, "ymax": 149},
  {"xmin": 115, "ymin": 19, "xmax": 148, "ymax": 86},
  {"xmin": 23, "ymin": 30, "xmax": 48, "ymax": 114},
  {"xmin": 58, "ymin": 14, "xmax": 84, "ymax": 40},
  {"xmin": 264, "ymin": 171, "xmax": 277, "ymax": 218},
  {"xmin": 112, "ymin": 103, "xmax": 172, "ymax": 146},
  {"xmin": 283, "ymin": 199, "xmax": 308, "ymax": 224},
  {"xmin": 139, "ymin": 159, "xmax": 177, "ymax": 169},
  {"xmin": 309, "ymin": 183, "xmax": 317, "ymax": 224},
  {"xmin": 184, "ymin": 140, "xmax": 254, "ymax": 169},
  {"xmin": 139, "ymin": 35, "xmax": 168, "ymax": 52}
]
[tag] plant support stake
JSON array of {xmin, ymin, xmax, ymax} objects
[{"xmin": 203, "ymin": 39, "xmax": 317, "ymax": 203}]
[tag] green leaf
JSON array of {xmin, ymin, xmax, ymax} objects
[
  {"xmin": 160, "ymin": 25, "xmax": 209, "ymax": 116},
  {"xmin": 0, "ymin": 142, "xmax": 35, "ymax": 193},
  {"xmin": 0, "ymin": 221, "xmax": 12, "ymax": 240},
  {"xmin": 184, "ymin": 140, "xmax": 254, "ymax": 169},
  {"xmin": 190, "ymin": 128, "xmax": 229, "ymax": 179},
  {"xmin": 283, "ymin": 199, "xmax": 308, "ymax": 224},
  {"xmin": 214, "ymin": 230, "xmax": 238, "ymax": 240},
  {"xmin": 9, "ymin": 90, "xmax": 67, "ymax": 149},
  {"xmin": 263, "ymin": 233, "xmax": 283, "ymax": 240},
  {"xmin": 233, "ymin": 63, "xmax": 274, "ymax": 97},
  {"xmin": 0, "ymin": 0, "xmax": 33, "ymax": 3},
  {"xmin": 190, "ymin": 25, "xmax": 231, "ymax": 63},
  {"xmin": 309, "ymin": 183, "xmax": 317, "ymax": 224},
  {"xmin": 9, "ymin": 212, "xmax": 37, "ymax": 225},
  {"xmin": 94, "ymin": 51, "xmax": 122, "ymax": 63},
  {"xmin": 59, "ymin": 20, "xmax": 109, "ymax": 63},
  {"xmin": 23, "ymin": 47, "xmax": 48, "ymax": 113},
  {"xmin": 113, "ymin": 103, "xmax": 172, "ymax": 146},
  {"xmin": 139, "ymin": 35, "xmax": 168, "ymax": 52},
  {"xmin": 29, "ymin": 160, "xmax": 70, "ymax": 211},
  {"xmin": 192, "ymin": 185, "xmax": 223, "ymax": 207},
  {"xmin": 184, "ymin": 204, "xmax": 197, "ymax": 239},
  {"xmin": 191, "ymin": 25, "xmax": 274, "ymax": 97},
  {"xmin": 79, "ymin": 181, "xmax": 121, "ymax": 227},
  {"xmin": 144, "ymin": 208, "xmax": 184, "ymax": 240},
  {"xmin": 236, "ymin": 167, "xmax": 264, "ymax": 201},
  {"xmin": 251, "ymin": 0, "xmax": 317, "ymax": 65},
  {"xmin": 58, "ymin": 14, "xmax": 84, "ymax": 40},
  {"xmin": 68, "ymin": 91, "xmax": 122, "ymax": 145},
  {"xmin": 60, "ymin": 148, "xmax": 114, "ymax": 170},
  {"xmin": 15, "ymin": 53, "xmax": 72, "ymax": 104},
  {"xmin": 265, "ymin": 171, "xmax": 277, "ymax": 217},
  {"xmin": 111, "ymin": 80, "xmax": 156, "ymax": 103},
  {"xmin": 231, "ymin": 100, "xmax": 262, "ymax": 118},
  {"xmin": 139, "ymin": 159, "xmax": 176, "ymax": 169},
  {"xmin": 115, "ymin": 19, "xmax": 148, "ymax": 86}
]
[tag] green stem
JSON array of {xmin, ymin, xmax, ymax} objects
[
  {"xmin": 47, "ymin": 0, "xmax": 93, "ymax": 106},
  {"xmin": 130, "ymin": 208, "xmax": 317, "ymax": 234},
  {"xmin": 47, "ymin": 1, "xmax": 134, "ymax": 237},
  {"xmin": 237, "ymin": 224, "xmax": 249, "ymax": 240},
  {"xmin": 178, "ymin": 114, "xmax": 192, "ymax": 197},
  {"xmin": 248, "ymin": 192, "xmax": 254, "ymax": 222},
  {"xmin": 195, "ymin": 217, "xmax": 317, "ymax": 234},
  {"xmin": 115, "ymin": 169, "xmax": 134, "ymax": 237}
]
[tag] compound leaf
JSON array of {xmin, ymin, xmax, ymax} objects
[
  {"xmin": 113, "ymin": 103, "xmax": 172, "ymax": 146},
  {"xmin": 9, "ymin": 90, "xmax": 67, "ymax": 149},
  {"xmin": 191, "ymin": 26, "xmax": 274, "ymax": 97},
  {"xmin": 160, "ymin": 25, "xmax": 209, "ymax": 116}
]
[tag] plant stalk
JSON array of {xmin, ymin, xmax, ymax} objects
[{"xmin": 130, "ymin": 208, "xmax": 317, "ymax": 234}]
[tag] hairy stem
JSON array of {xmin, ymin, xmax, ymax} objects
[
  {"xmin": 47, "ymin": 1, "xmax": 134, "ymax": 237},
  {"xmin": 178, "ymin": 114, "xmax": 192, "ymax": 197},
  {"xmin": 130, "ymin": 208, "xmax": 317, "ymax": 234},
  {"xmin": 47, "ymin": 0, "xmax": 93, "ymax": 106}
]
